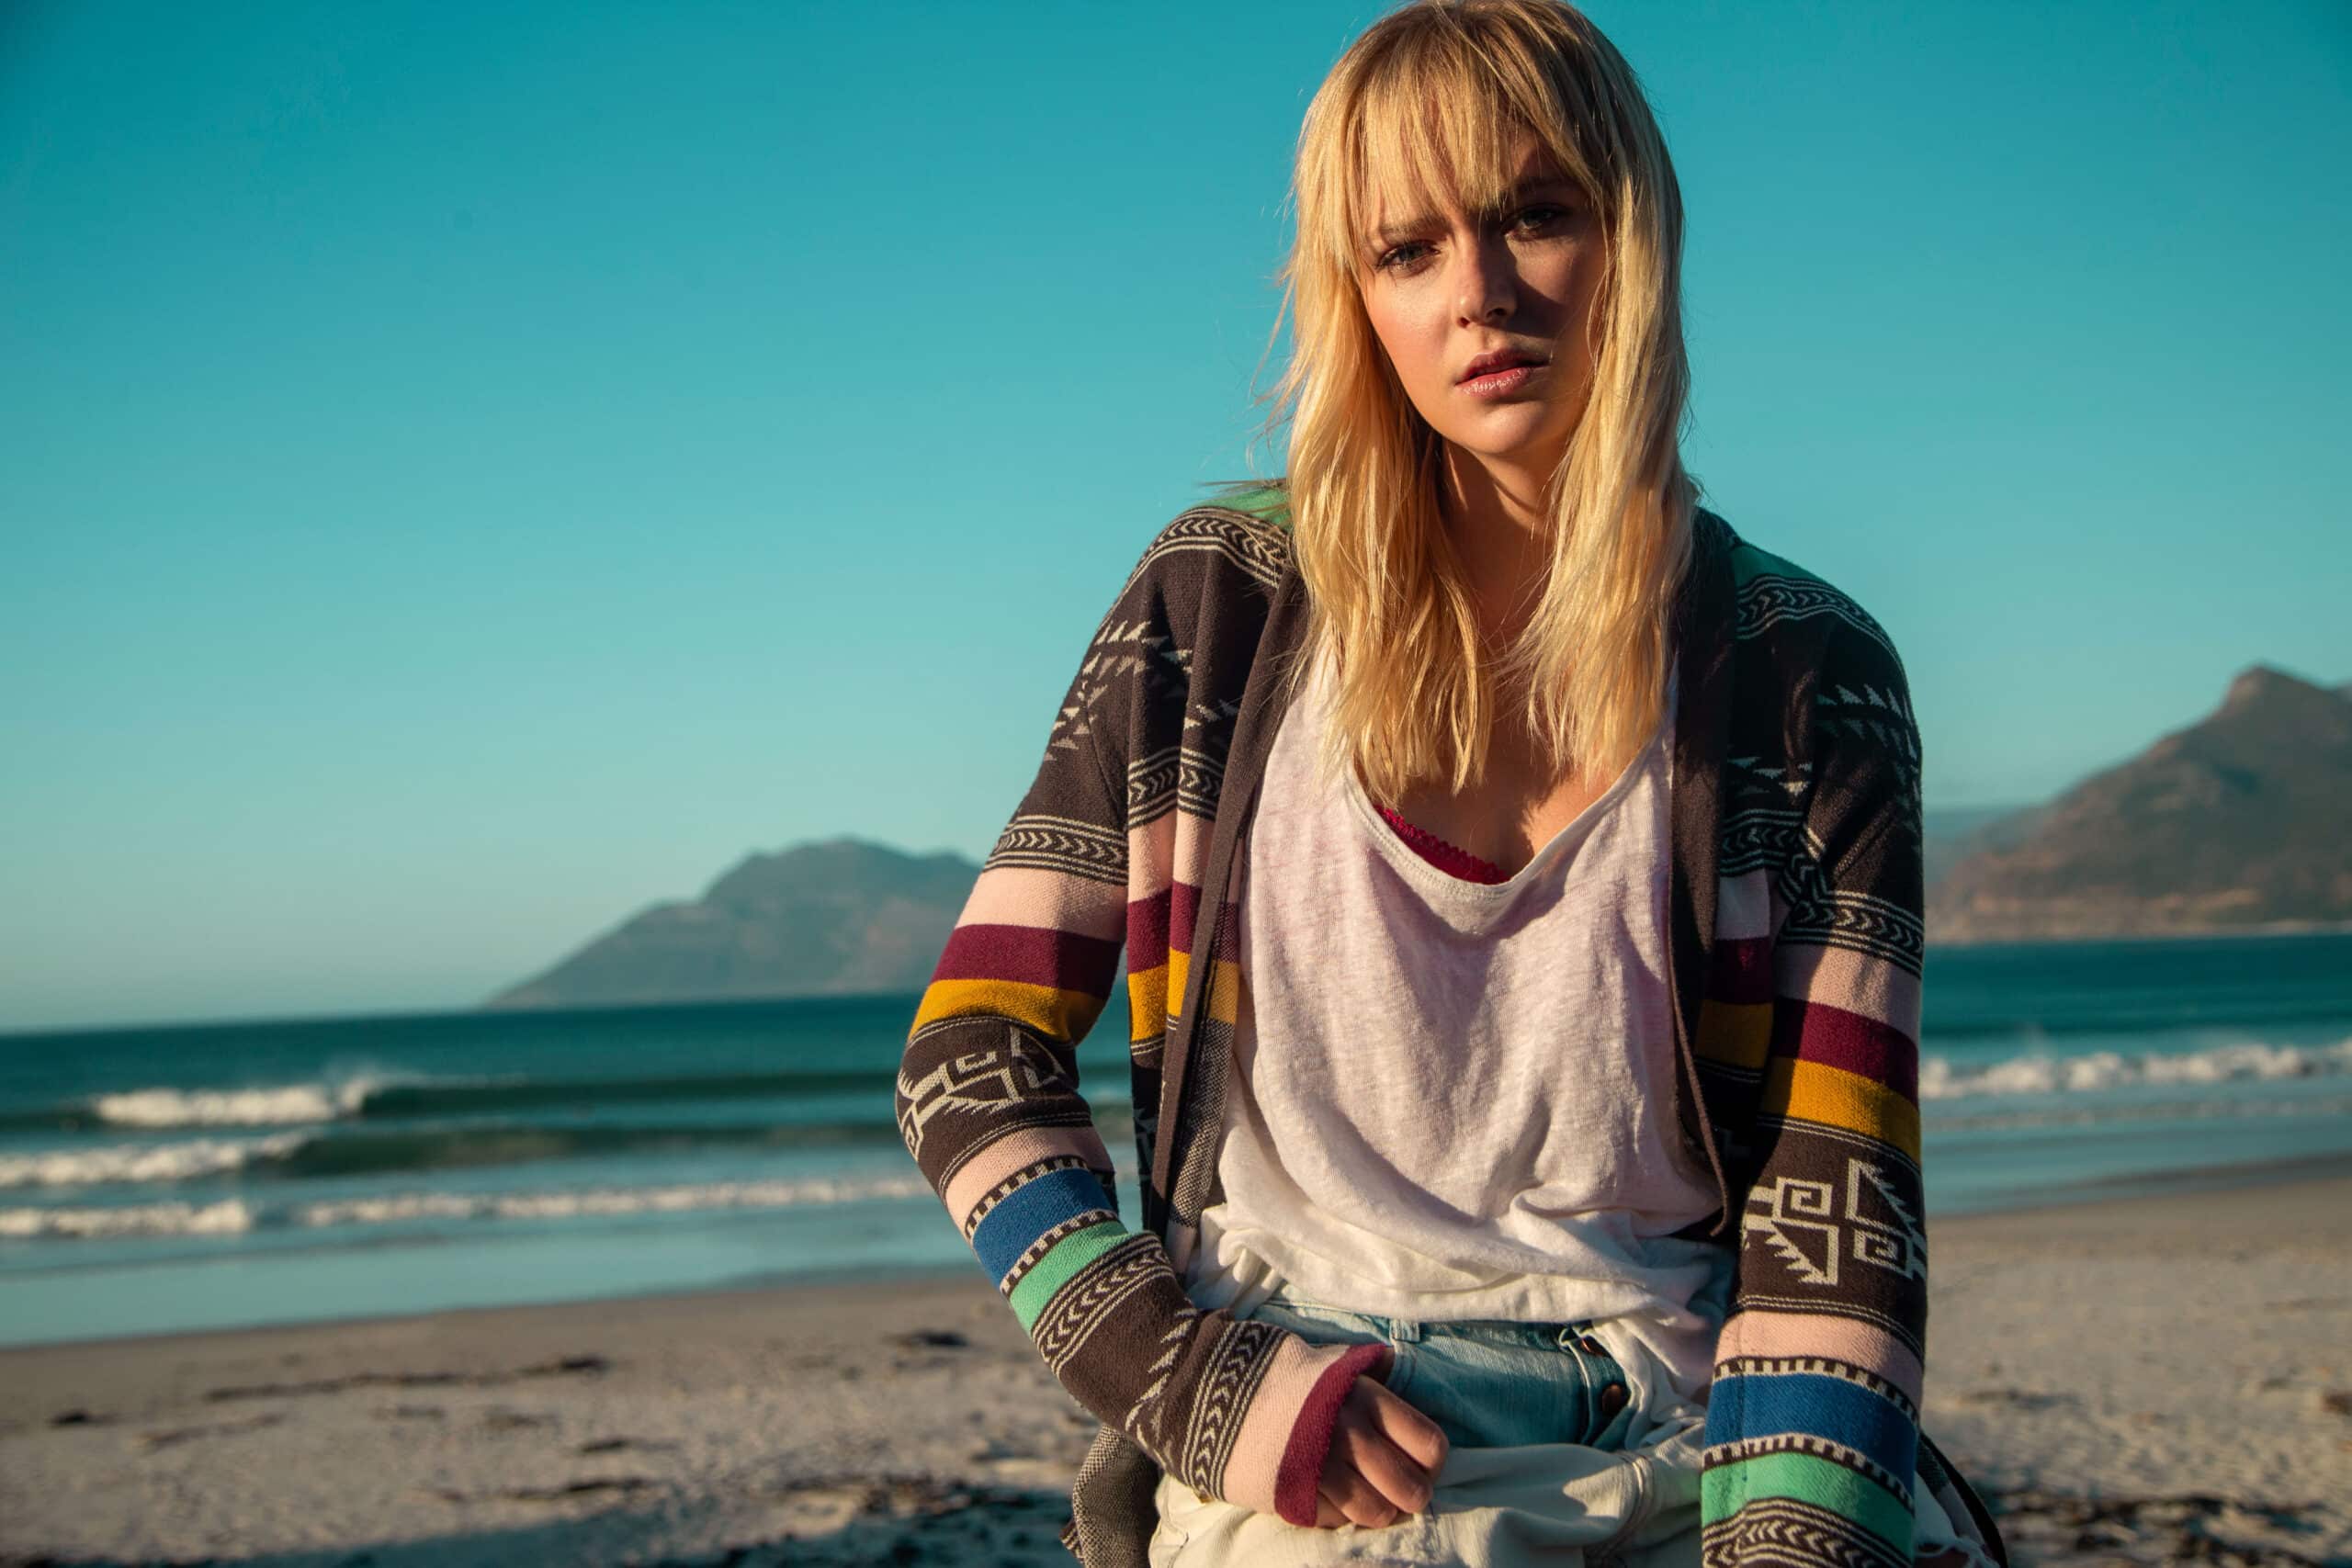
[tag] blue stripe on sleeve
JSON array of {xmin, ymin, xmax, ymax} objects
[
  {"xmin": 1705, "ymin": 1370, "xmax": 1918, "ymax": 1487},
  {"xmin": 970, "ymin": 1165, "xmax": 1114, "ymax": 1284}
]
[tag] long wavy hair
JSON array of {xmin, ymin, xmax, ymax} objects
[{"xmin": 1217, "ymin": 0, "xmax": 1700, "ymax": 803}]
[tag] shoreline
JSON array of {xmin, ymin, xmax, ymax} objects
[
  {"xmin": 7, "ymin": 1149, "xmax": 2349, "ymax": 1360},
  {"xmin": 1931, "ymin": 1146, "xmax": 2352, "ymax": 1217},
  {"xmin": 3, "ymin": 1164, "xmax": 2348, "ymax": 1565}
]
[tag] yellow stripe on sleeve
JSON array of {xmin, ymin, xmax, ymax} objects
[
  {"xmin": 1125, "ymin": 964, "xmax": 1168, "ymax": 1039},
  {"xmin": 1758, "ymin": 1055, "xmax": 1921, "ymax": 1161},
  {"xmin": 913, "ymin": 977, "xmax": 1106, "ymax": 1044}
]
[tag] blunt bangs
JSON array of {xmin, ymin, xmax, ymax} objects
[{"xmin": 1319, "ymin": 12, "xmax": 1613, "ymax": 280}]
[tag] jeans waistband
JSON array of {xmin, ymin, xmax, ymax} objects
[{"xmin": 1256, "ymin": 1292, "xmax": 1615, "ymax": 1353}]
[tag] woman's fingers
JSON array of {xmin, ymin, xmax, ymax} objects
[
  {"xmin": 1317, "ymin": 1393, "xmax": 1405, "ymax": 1529},
  {"xmin": 1310, "ymin": 1371, "xmax": 1455, "ymax": 1530},
  {"xmin": 1314, "ymin": 1377, "xmax": 1441, "ymax": 1528},
  {"xmin": 1364, "ymin": 1378, "xmax": 1450, "ymax": 1474},
  {"xmin": 1323, "ymin": 1477, "xmax": 1400, "ymax": 1530},
  {"xmin": 1326, "ymin": 1401, "xmax": 1392, "ymax": 1523},
  {"xmin": 1345, "ymin": 1419, "xmax": 1434, "ymax": 1517}
]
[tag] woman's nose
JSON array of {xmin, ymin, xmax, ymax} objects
[{"xmin": 1453, "ymin": 236, "xmax": 1515, "ymax": 325}]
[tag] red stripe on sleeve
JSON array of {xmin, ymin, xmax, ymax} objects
[
  {"xmin": 1169, "ymin": 880, "xmax": 1202, "ymax": 956},
  {"xmin": 1769, "ymin": 998, "xmax": 1919, "ymax": 1104},
  {"xmin": 929, "ymin": 924, "xmax": 1122, "ymax": 996},
  {"xmin": 1125, "ymin": 896, "xmax": 1170, "ymax": 972}
]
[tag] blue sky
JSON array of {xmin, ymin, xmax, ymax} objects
[{"xmin": 4, "ymin": 0, "xmax": 2346, "ymax": 1030}]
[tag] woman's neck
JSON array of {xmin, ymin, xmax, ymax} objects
[{"xmin": 1440, "ymin": 448, "xmax": 1558, "ymax": 650}]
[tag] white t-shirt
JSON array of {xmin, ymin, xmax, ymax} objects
[{"xmin": 1183, "ymin": 653, "xmax": 1733, "ymax": 1405}]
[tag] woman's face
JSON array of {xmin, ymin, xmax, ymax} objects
[{"xmin": 1356, "ymin": 131, "xmax": 1609, "ymax": 487}]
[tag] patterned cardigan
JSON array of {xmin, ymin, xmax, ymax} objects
[{"xmin": 895, "ymin": 485, "xmax": 2005, "ymax": 1568}]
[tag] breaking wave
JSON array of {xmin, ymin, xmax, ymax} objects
[
  {"xmin": 0, "ymin": 1198, "xmax": 259, "ymax": 1239},
  {"xmin": 0, "ymin": 1173, "xmax": 936, "ymax": 1241},
  {"xmin": 0, "ymin": 1134, "xmax": 310, "ymax": 1190},
  {"xmin": 1920, "ymin": 1035, "xmax": 2352, "ymax": 1100},
  {"xmin": 89, "ymin": 1079, "xmax": 387, "ymax": 1128},
  {"xmin": 0, "ymin": 1066, "xmax": 974, "ymax": 1135},
  {"xmin": 292, "ymin": 1173, "xmax": 934, "ymax": 1226},
  {"xmin": 0, "ymin": 1117, "xmax": 1015, "ymax": 1190}
]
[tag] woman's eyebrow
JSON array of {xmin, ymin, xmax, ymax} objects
[{"xmin": 1368, "ymin": 175, "xmax": 1582, "ymax": 246}]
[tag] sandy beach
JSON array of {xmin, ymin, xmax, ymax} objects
[{"xmin": 5, "ymin": 1166, "xmax": 2348, "ymax": 1568}]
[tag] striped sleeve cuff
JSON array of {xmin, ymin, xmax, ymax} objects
[
  {"xmin": 1272, "ymin": 1341, "xmax": 1384, "ymax": 1525},
  {"xmin": 952, "ymin": 1135, "xmax": 1392, "ymax": 1525},
  {"xmin": 1702, "ymin": 1349, "xmax": 1920, "ymax": 1567}
]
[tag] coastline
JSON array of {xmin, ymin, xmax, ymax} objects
[
  {"xmin": 1923, "ymin": 919, "xmax": 2352, "ymax": 950},
  {"xmin": 4, "ymin": 1162, "xmax": 2347, "ymax": 1566}
]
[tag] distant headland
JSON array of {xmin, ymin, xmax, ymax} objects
[{"xmin": 488, "ymin": 665, "xmax": 2352, "ymax": 1008}]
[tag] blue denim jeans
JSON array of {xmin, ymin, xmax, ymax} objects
[
  {"xmin": 1148, "ymin": 1292, "xmax": 1710, "ymax": 1567},
  {"xmin": 1247, "ymin": 1293, "xmax": 1644, "ymax": 1452},
  {"xmin": 1149, "ymin": 1292, "xmax": 1995, "ymax": 1568}
]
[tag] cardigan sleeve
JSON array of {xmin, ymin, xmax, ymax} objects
[
  {"xmin": 1701, "ymin": 615, "xmax": 1931, "ymax": 1568},
  {"xmin": 894, "ymin": 536, "xmax": 1380, "ymax": 1529}
]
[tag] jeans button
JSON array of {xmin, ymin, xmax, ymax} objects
[{"xmin": 1599, "ymin": 1382, "xmax": 1628, "ymax": 1418}]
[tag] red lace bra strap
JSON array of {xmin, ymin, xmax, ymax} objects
[{"xmin": 1370, "ymin": 802, "xmax": 1511, "ymax": 886}]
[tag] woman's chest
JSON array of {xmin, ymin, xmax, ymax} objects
[{"xmin": 1233, "ymin": 667, "xmax": 1678, "ymax": 1066}]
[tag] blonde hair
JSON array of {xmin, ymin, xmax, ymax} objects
[{"xmin": 1222, "ymin": 0, "xmax": 1699, "ymax": 803}]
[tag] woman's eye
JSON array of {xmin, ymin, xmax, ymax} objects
[{"xmin": 1373, "ymin": 206, "xmax": 1573, "ymax": 272}]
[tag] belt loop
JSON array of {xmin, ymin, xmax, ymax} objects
[{"xmin": 1389, "ymin": 1316, "xmax": 1423, "ymax": 1344}]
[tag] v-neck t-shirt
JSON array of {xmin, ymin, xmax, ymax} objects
[{"xmin": 1182, "ymin": 651, "xmax": 1733, "ymax": 1404}]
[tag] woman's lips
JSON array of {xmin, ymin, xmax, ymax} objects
[{"xmin": 1458, "ymin": 361, "xmax": 1544, "ymax": 398}]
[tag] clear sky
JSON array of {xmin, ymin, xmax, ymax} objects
[{"xmin": 5, "ymin": 1, "xmax": 2347, "ymax": 1031}]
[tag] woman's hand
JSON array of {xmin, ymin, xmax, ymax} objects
[{"xmin": 1311, "ymin": 1350, "xmax": 1450, "ymax": 1529}]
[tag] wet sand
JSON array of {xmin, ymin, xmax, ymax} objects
[{"xmin": 3, "ymin": 1168, "xmax": 2348, "ymax": 1566}]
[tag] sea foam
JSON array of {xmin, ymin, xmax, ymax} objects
[
  {"xmin": 92, "ymin": 1079, "xmax": 385, "ymax": 1128},
  {"xmin": 293, "ymin": 1174, "xmax": 935, "ymax": 1226},
  {"xmin": 0, "ymin": 1133, "xmax": 309, "ymax": 1189},
  {"xmin": 1920, "ymin": 1034, "xmax": 2352, "ymax": 1100},
  {"xmin": 0, "ymin": 1174, "xmax": 938, "ymax": 1243},
  {"xmin": 0, "ymin": 1199, "xmax": 257, "ymax": 1238}
]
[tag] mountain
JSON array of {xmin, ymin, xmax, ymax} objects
[
  {"xmin": 1928, "ymin": 665, "xmax": 2352, "ymax": 943},
  {"xmin": 493, "ymin": 667, "xmax": 2347, "ymax": 1005},
  {"xmin": 1922, "ymin": 804, "xmax": 2043, "ymax": 894},
  {"xmin": 486, "ymin": 839, "xmax": 979, "ymax": 1010}
]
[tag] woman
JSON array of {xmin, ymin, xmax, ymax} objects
[{"xmin": 896, "ymin": 3, "xmax": 2005, "ymax": 1565}]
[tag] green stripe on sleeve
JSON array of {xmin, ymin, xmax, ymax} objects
[
  {"xmin": 1007, "ymin": 1219, "xmax": 1132, "ymax": 1331},
  {"xmin": 1702, "ymin": 1449, "xmax": 1912, "ymax": 1553}
]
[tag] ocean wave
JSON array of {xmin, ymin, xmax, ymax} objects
[
  {"xmin": 0, "ymin": 1134, "xmax": 309, "ymax": 1190},
  {"xmin": 0, "ymin": 1199, "xmax": 257, "ymax": 1239},
  {"xmin": 2, "ymin": 1065, "xmax": 1103, "ymax": 1134},
  {"xmin": 292, "ymin": 1174, "xmax": 936, "ymax": 1226},
  {"xmin": 1929, "ymin": 1090, "xmax": 2352, "ymax": 1134},
  {"xmin": 86, "ymin": 1078, "xmax": 391, "ymax": 1128},
  {"xmin": 1920, "ymin": 1035, "xmax": 2352, "ymax": 1100},
  {"xmin": 270, "ymin": 1121, "xmax": 915, "ymax": 1179},
  {"xmin": 0, "ymin": 1119, "xmax": 938, "ymax": 1190},
  {"xmin": 0, "ymin": 1174, "xmax": 944, "ymax": 1242}
]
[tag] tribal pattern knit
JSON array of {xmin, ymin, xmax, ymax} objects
[{"xmin": 894, "ymin": 486, "xmax": 1997, "ymax": 1568}]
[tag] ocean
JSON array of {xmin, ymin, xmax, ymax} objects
[{"xmin": 5, "ymin": 931, "xmax": 2349, "ymax": 1350}]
